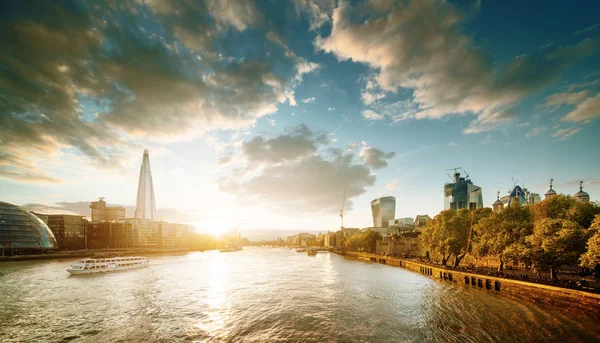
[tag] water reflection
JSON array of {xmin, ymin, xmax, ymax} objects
[{"xmin": 0, "ymin": 248, "xmax": 598, "ymax": 342}]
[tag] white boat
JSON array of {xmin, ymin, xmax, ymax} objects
[{"xmin": 66, "ymin": 256, "xmax": 149, "ymax": 275}]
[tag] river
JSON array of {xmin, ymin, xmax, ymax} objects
[{"xmin": 0, "ymin": 248, "xmax": 598, "ymax": 342}]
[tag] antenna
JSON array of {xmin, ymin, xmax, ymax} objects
[{"xmin": 340, "ymin": 187, "xmax": 347, "ymax": 229}]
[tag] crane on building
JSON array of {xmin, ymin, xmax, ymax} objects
[
  {"xmin": 446, "ymin": 167, "xmax": 462, "ymax": 182},
  {"xmin": 340, "ymin": 187, "xmax": 347, "ymax": 229}
]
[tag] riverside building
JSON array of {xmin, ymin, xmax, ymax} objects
[{"xmin": 0, "ymin": 201, "xmax": 58, "ymax": 256}]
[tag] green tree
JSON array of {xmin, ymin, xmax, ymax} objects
[
  {"xmin": 472, "ymin": 202, "xmax": 533, "ymax": 271},
  {"xmin": 531, "ymin": 195, "xmax": 600, "ymax": 229},
  {"xmin": 580, "ymin": 214, "xmax": 600, "ymax": 269},
  {"xmin": 529, "ymin": 218, "xmax": 587, "ymax": 276},
  {"xmin": 421, "ymin": 208, "xmax": 491, "ymax": 267}
]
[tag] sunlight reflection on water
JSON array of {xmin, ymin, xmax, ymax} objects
[{"xmin": 0, "ymin": 248, "xmax": 599, "ymax": 342}]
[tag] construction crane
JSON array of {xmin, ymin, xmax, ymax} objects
[
  {"xmin": 340, "ymin": 187, "xmax": 347, "ymax": 229},
  {"xmin": 446, "ymin": 167, "xmax": 462, "ymax": 182}
]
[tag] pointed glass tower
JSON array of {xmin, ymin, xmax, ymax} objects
[{"xmin": 134, "ymin": 149, "xmax": 156, "ymax": 220}]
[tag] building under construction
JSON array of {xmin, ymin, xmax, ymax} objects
[{"xmin": 444, "ymin": 170, "xmax": 483, "ymax": 211}]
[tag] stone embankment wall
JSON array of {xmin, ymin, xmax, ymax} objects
[{"xmin": 343, "ymin": 251, "xmax": 600, "ymax": 319}]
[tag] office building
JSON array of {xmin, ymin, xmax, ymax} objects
[
  {"xmin": 389, "ymin": 217, "xmax": 414, "ymax": 227},
  {"xmin": 46, "ymin": 214, "xmax": 87, "ymax": 250},
  {"xmin": 414, "ymin": 215, "xmax": 431, "ymax": 227},
  {"xmin": 90, "ymin": 197, "xmax": 125, "ymax": 222},
  {"xmin": 0, "ymin": 201, "xmax": 58, "ymax": 256},
  {"xmin": 444, "ymin": 172, "xmax": 483, "ymax": 211},
  {"xmin": 371, "ymin": 196, "xmax": 396, "ymax": 227},
  {"xmin": 134, "ymin": 149, "xmax": 156, "ymax": 220}
]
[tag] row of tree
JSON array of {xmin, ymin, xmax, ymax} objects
[
  {"xmin": 421, "ymin": 195, "xmax": 600, "ymax": 275},
  {"xmin": 342, "ymin": 230, "xmax": 382, "ymax": 253}
]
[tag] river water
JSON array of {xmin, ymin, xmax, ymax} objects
[{"xmin": 0, "ymin": 248, "xmax": 598, "ymax": 343}]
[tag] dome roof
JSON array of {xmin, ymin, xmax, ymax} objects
[
  {"xmin": 574, "ymin": 190, "xmax": 589, "ymax": 198},
  {"xmin": 545, "ymin": 188, "xmax": 557, "ymax": 196},
  {"xmin": 0, "ymin": 202, "xmax": 58, "ymax": 249}
]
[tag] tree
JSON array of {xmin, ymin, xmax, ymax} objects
[
  {"xmin": 342, "ymin": 230, "xmax": 382, "ymax": 253},
  {"xmin": 531, "ymin": 195, "xmax": 600, "ymax": 229},
  {"xmin": 421, "ymin": 208, "xmax": 491, "ymax": 267},
  {"xmin": 529, "ymin": 218, "xmax": 587, "ymax": 276},
  {"xmin": 580, "ymin": 214, "xmax": 600, "ymax": 269},
  {"xmin": 472, "ymin": 202, "xmax": 533, "ymax": 271}
]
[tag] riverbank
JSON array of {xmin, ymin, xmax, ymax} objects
[
  {"xmin": 341, "ymin": 251, "xmax": 600, "ymax": 319},
  {"xmin": 0, "ymin": 248, "xmax": 199, "ymax": 262}
]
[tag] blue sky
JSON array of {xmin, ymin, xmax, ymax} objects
[{"xmin": 1, "ymin": 0, "xmax": 599, "ymax": 235}]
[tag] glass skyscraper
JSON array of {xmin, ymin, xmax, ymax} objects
[
  {"xmin": 134, "ymin": 149, "xmax": 156, "ymax": 220},
  {"xmin": 371, "ymin": 197, "xmax": 396, "ymax": 227},
  {"xmin": 444, "ymin": 172, "xmax": 483, "ymax": 211}
]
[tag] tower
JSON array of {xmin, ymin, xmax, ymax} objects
[
  {"xmin": 134, "ymin": 149, "xmax": 156, "ymax": 220},
  {"xmin": 493, "ymin": 191, "xmax": 504, "ymax": 212},
  {"xmin": 573, "ymin": 180, "xmax": 590, "ymax": 203},
  {"xmin": 545, "ymin": 178, "xmax": 557, "ymax": 199}
]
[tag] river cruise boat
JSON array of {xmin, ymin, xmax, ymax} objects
[
  {"xmin": 306, "ymin": 249, "xmax": 317, "ymax": 256},
  {"xmin": 219, "ymin": 245, "xmax": 242, "ymax": 252},
  {"xmin": 66, "ymin": 256, "xmax": 149, "ymax": 275}
]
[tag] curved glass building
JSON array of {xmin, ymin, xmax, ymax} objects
[
  {"xmin": 371, "ymin": 197, "xmax": 396, "ymax": 227},
  {"xmin": 0, "ymin": 201, "xmax": 58, "ymax": 255}
]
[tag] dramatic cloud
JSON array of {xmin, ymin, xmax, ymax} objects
[
  {"xmin": 551, "ymin": 127, "xmax": 581, "ymax": 140},
  {"xmin": 562, "ymin": 93, "xmax": 600, "ymax": 122},
  {"xmin": 0, "ymin": 1, "xmax": 318, "ymax": 183},
  {"xmin": 316, "ymin": 0, "xmax": 597, "ymax": 133},
  {"xmin": 359, "ymin": 146, "xmax": 396, "ymax": 169},
  {"xmin": 293, "ymin": 0, "xmax": 335, "ymax": 30},
  {"xmin": 241, "ymin": 124, "xmax": 325, "ymax": 163},
  {"xmin": 218, "ymin": 124, "xmax": 391, "ymax": 213},
  {"xmin": 385, "ymin": 180, "xmax": 400, "ymax": 190}
]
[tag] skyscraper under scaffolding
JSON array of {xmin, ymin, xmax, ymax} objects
[
  {"xmin": 444, "ymin": 171, "xmax": 483, "ymax": 211},
  {"xmin": 134, "ymin": 149, "xmax": 156, "ymax": 220}
]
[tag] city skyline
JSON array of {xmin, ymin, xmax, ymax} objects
[{"xmin": 1, "ymin": 1, "xmax": 600, "ymax": 233}]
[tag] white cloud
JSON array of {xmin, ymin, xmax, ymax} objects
[
  {"xmin": 525, "ymin": 126, "xmax": 546, "ymax": 138},
  {"xmin": 327, "ymin": 107, "xmax": 336, "ymax": 111},
  {"xmin": 544, "ymin": 90, "xmax": 590, "ymax": 108},
  {"xmin": 385, "ymin": 180, "xmax": 400, "ymax": 190},
  {"xmin": 562, "ymin": 93, "xmax": 600, "ymax": 122},
  {"xmin": 551, "ymin": 127, "xmax": 581, "ymax": 140},
  {"xmin": 359, "ymin": 146, "xmax": 395, "ymax": 169},
  {"xmin": 362, "ymin": 109, "xmax": 384, "ymax": 120},
  {"xmin": 302, "ymin": 97, "xmax": 316, "ymax": 103}
]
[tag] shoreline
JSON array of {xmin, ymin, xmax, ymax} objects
[
  {"xmin": 0, "ymin": 248, "xmax": 203, "ymax": 262},
  {"xmin": 340, "ymin": 250, "xmax": 600, "ymax": 319}
]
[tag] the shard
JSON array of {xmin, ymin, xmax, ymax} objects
[{"xmin": 134, "ymin": 149, "xmax": 156, "ymax": 220}]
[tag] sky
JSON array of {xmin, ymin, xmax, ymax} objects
[{"xmin": 1, "ymin": 0, "xmax": 600, "ymax": 237}]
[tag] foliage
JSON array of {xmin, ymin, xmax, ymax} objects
[
  {"xmin": 580, "ymin": 214, "xmax": 600, "ymax": 269},
  {"xmin": 472, "ymin": 202, "xmax": 533, "ymax": 270},
  {"xmin": 343, "ymin": 230, "xmax": 382, "ymax": 253},
  {"xmin": 421, "ymin": 208, "xmax": 491, "ymax": 267},
  {"xmin": 530, "ymin": 195, "xmax": 600, "ymax": 228},
  {"xmin": 529, "ymin": 218, "xmax": 587, "ymax": 271}
]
